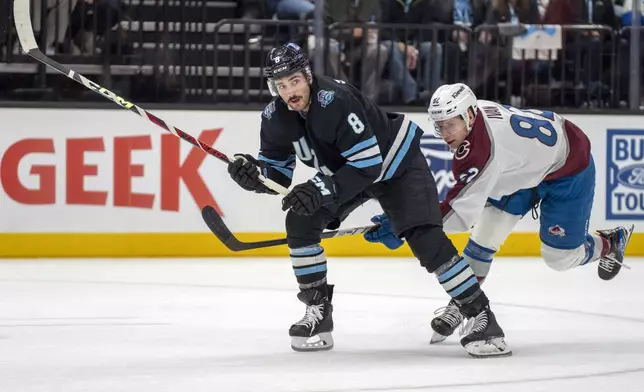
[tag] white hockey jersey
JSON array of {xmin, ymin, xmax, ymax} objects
[{"xmin": 441, "ymin": 100, "xmax": 591, "ymax": 233}]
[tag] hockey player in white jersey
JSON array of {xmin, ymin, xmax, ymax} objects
[{"xmin": 364, "ymin": 83, "xmax": 635, "ymax": 344}]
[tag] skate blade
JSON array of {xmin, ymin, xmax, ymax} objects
[
  {"xmin": 430, "ymin": 331, "xmax": 449, "ymax": 344},
  {"xmin": 464, "ymin": 337, "xmax": 512, "ymax": 358},
  {"xmin": 291, "ymin": 332, "xmax": 334, "ymax": 352}
]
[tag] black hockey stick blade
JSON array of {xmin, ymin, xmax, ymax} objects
[
  {"xmin": 201, "ymin": 205, "xmax": 289, "ymax": 251},
  {"xmin": 201, "ymin": 205, "xmax": 380, "ymax": 252}
]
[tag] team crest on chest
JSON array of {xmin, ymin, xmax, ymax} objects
[
  {"xmin": 454, "ymin": 140, "xmax": 471, "ymax": 160},
  {"xmin": 263, "ymin": 101, "xmax": 276, "ymax": 120},
  {"xmin": 317, "ymin": 90, "xmax": 335, "ymax": 108}
]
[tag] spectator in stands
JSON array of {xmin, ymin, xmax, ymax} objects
[
  {"xmin": 266, "ymin": 0, "xmax": 315, "ymax": 20},
  {"xmin": 309, "ymin": 0, "xmax": 389, "ymax": 102},
  {"xmin": 451, "ymin": 0, "xmax": 489, "ymax": 47},
  {"xmin": 449, "ymin": 0, "xmax": 489, "ymax": 86},
  {"xmin": 617, "ymin": 0, "xmax": 644, "ymax": 26},
  {"xmin": 542, "ymin": 0, "xmax": 618, "ymax": 105},
  {"xmin": 64, "ymin": 0, "xmax": 128, "ymax": 55},
  {"xmin": 235, "ymin": 0, "xmax": 264, "ymax": 19},
  {"xmin": 615, "ymin": 0, "xmax": 644, "ymax": 105},
  {"xmin": 469, "ymin": 0, "xmax": 540, "ymax": 100},
  {"xmin": 480, "ymin": 0, "xmax": 540, "ymax": 41},
  {"xmin": 32, "ymin": 0, "xmax": 78, "ymax": 54},
  {"xmin": 379, "ymin": 0, "xmax": 450, "ymax": 104},
  {"xmin": 536, "ymin": 0, "xmax": 550, "ymax": 18}
]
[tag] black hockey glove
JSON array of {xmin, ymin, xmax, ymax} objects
[
  {"xmin": 228, "ymin": 154, "xmax": 278, "ymax": 195},
  {"xmin": 282, "ymin": 175, "xmax": 337, "ymax": 216}
]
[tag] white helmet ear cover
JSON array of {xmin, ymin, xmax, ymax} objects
[{"xmin": 462, "ymin": 106, "xmax": 477, "ymax": 131}]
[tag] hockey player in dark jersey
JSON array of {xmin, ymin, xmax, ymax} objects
[{"xmin": 227, "ymin": 43, "xmax": 511, "ymax": 358}]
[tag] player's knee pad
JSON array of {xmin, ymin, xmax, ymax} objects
[
  {"xmin": 285, "ymin": 210, "xmax": 323, "ymax": 249},
  {"xmin": 403, "ymin": 224, "xmax": 459, "ymax": 273},
  {"xmin": 541, "ymin": 243, "xmax": 587, "ymax": 271}
]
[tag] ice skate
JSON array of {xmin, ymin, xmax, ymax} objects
[
  {"xmin": 289, "ymin": 284, "xmax": 334, "ymax": 352},
  {"xmin": 430, "ymin": 299, "xmax": 464, "ymax": 344},
  {"xmin": 459, "ymin": 302, "xmax": 511, "ymax": 358},
  {"xmin": 597, "ymin": 224, "xmax": 634, "ymax": 281}
]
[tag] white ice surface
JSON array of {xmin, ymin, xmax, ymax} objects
[{"xmin": 1, "ymin": 257, "xmax": 643, "ymax": 392}]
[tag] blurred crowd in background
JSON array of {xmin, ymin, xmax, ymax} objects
[{"xmin": 0, "ymin": 0, "xmax": 642, "ymax": 109}]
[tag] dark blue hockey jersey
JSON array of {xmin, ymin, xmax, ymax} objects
[{"xmin": 258, "ymin": 75, "xmax": 422, "ymax": 204}]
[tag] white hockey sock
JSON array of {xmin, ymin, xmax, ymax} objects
[{"xmin": 584, "ymin": 233, "xmax": 609, "ymax": 265}]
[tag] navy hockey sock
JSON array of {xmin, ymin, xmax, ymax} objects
[
  {"xmin": 290, "ymin": 244, "xmax": 328, "ymax": 291},
  {"xmin": 435, "ymin": 255, "xmax": 482, "ymax": 305}
]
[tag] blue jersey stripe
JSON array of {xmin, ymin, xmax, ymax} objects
[
  {"xmin": 383, "ymin": 123, "xmax": 417, "ymax": 181},
  {"xmin": 347, "ymin": 155, "xmax": 383, "ymax": 169},
  {"xmin": 341, "ymin": 136, "xmax": 378, "ymax": 158},
  {"xmin": 258, "ymin": 153, "xmax": 296, "ymax": 168}
]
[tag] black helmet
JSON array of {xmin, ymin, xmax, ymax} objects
[{"xmin": 264, "ymin": 43, "xmax": 310, "ymax": 80}]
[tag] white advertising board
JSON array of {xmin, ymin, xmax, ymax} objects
[{"xmin": 0, "ymin": 108, "xmax": 642, "ymax": 235}]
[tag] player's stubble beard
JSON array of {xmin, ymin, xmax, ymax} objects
[{"xmin": 286, "ymin": 87, "xmax": 311, "ymax": 113}]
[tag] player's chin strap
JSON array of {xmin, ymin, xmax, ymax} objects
[{"xmin": 463, "ymin": 105, "xmax": 478, "ymax": 133}]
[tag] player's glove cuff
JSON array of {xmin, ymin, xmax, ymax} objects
[
  {"xmin": 228, "ymin": 154, "xmax": 278, "ymax": 195},
  {"xmin": 281, "ymin": 175, "xmax": 337, "ymax": 216},
  {"xmin": 309, "ymin": 175, "xmax": 337, "ymax": 205},
  {"xmin": 364, "ymin": 214, "xmax": 404, "ymax": 250}
]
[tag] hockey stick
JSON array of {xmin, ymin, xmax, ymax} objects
[
  {"xmin": 202, "ymin": 205, "xmax": 380, "ymax": 251},
  {"xmin": 11, "ymin": 0, "xmax": 288, "ymax": 195}
]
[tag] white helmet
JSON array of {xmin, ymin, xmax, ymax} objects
[{"xmin": 427, "ymin": 83, "xmax": 478, "ymax": 136}]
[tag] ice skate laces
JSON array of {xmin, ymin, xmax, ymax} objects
[
  {"xmin": 433, "ymin": 303, "xmax": 463, "ymax": 329},
  {"xmin": 460, "ymin": 316, "xmax": 476, "ymax": 337},
  {"xmin": 467, "ymin": 310, "xmax": 489, "ymax": 336},
  {"xmin": 295, "ymin": 304, "xmax": 324, "ymax": 329},
  {"xmin": 598, "ymin": 257, "xmax": 617, "ymax": 273}
]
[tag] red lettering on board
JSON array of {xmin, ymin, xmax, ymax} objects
[
  {"xmin": 114, "ymin": 135, "xmax": 154, "ymax": 209},
  {"xmin": 1, "ymin": 130, "xmax": 224, "ymax": 213},
  {"xmin": 160, "ymin": 129, "xmax": 222, "ymax": 214},
  {"xmin": 66, "ymin": 138, "xmax": 107, "ymax": 205},
  {"xmin": 0, "ymin": 139, "xmax": 56, "ymax": 204}
]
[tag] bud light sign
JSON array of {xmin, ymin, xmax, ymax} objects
[
  {"xmin": 606, "ymin": 129, "xmax": 644, "ymax": 220},
  {"xmin": 420, "ymin": 135, "xmax": 455, "ymax": 201}
]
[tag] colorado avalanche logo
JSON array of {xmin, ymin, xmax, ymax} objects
[
  {"xmin": 454, "ymin": 140, "xmax": 471, "ymax": 160},
  {"xmin": 263, "ymin": 101, "xmax": 276, "ymax": 120},
  {"xmin": 317, "ymin": 90, "xmax": 335, "ymax": 108},
  {"xmin": 548, "ymin": 225, "xmax": 566, "ymax": 237}
]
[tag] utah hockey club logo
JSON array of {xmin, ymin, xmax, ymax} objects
[
  {"xmin": 606, "ymin": 129, "xmax": 644, "ymax": 220},
  {"xmin": 317, "ymin": 90, "xmax": 335, "ymax": 108},
  {"xmin": 263, "ymin": 101, "xmax": 276, "ymax": 119},
  {"xmin": 548, "ymin": 225, "xmax": 566, "ymax": 237}
]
